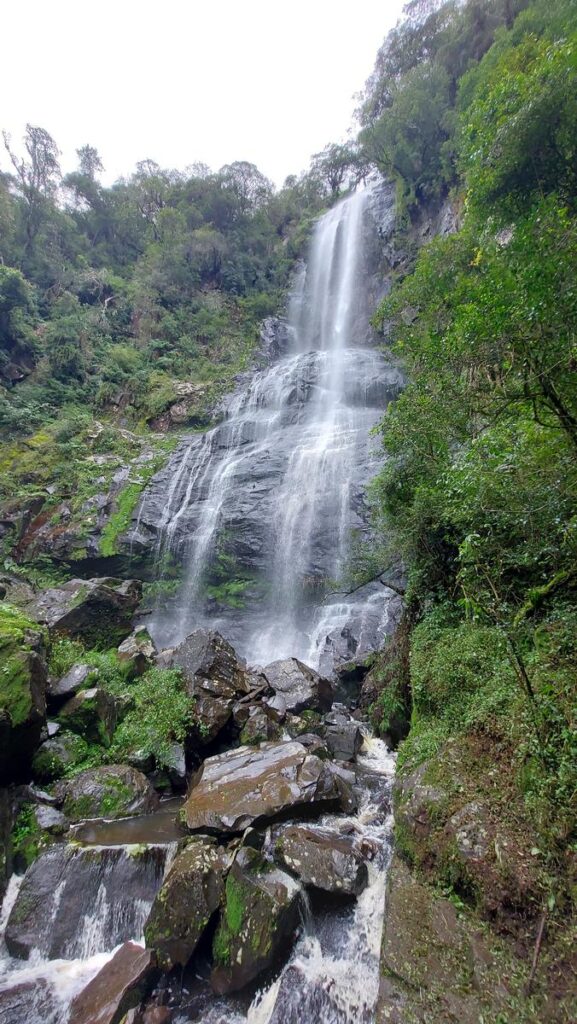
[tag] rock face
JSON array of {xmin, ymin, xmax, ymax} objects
[
  {"xmin": 275, "ymin": 824, "xmax": 369, "ymax": 895},
  {"xmin": 263, "ymin": 658, "xmax": 333, "ymax": 713},
  {"xmin": 0, "ymin": 604, "xmax": 47, "ymax": 783},
  {"xmin": 144, "ymin": 839, "xmax": 230, "ymax": 969},
  {"xmin": 183, "ymin": 740, "xmax": 343, "ymax": 834},
  {"xmin": 69, "ymin": 941, "xmax": 158, "ymax": 1024},
  {"xmin": 57, "ymin": 765, "xmax": 159, "ymax": 821},
  {"xmin": 5, "ymin": 843, "xmax": 169, "ymax": 959},
  {"xmin": 28, "ymin": 577, "xmax": 142, "ymax": 645},
  {"xmin": 211, "ymin": 847, "xmax": 302, "ymax": 994}
]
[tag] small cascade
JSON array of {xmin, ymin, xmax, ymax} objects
[
  {"xmin": 0, "ymin": 841, "xmax": 176, "ymax": 1024},
  {"xmin": 134, "ymin": 184, "xmax": 403, "ymax": 672}
]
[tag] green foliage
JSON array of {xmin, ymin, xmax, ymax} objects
[
  {"xmin": 107, "ymin": 666, "xmax": 195, "ymax": 769},
  {"xmin": 369, "ymin": 0, "xmax": 577, "ymax": 861},
  {"xmin": 11, "ymin": 803, "xmax": 41, "ymax": 869},
  {"xmin": 459, "ymin": 33, "xmax": 577, "ymax": 219}
]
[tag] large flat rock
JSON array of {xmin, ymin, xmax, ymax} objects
[{"xmin": 183, "ymin": 740, "xmax": 342, "ymax": 833}]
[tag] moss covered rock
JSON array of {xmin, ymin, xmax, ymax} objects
[
  {"xmin": 27, "ymin": 577, "xmax": 142, "ymax": 646},
  {"xmin": 58, "ymin": 764, "xmax": 159, "ymax": 821},
  {"xmin": 59, "ymin": 687, "xmax": 118, "ymax": 746},
  {"xmin": 144, "ymin": 838, "xmax": 230, "ymax": 969},
  {"xmin": 0, "ymin": 603, "xmax": 47, "ymax": 783},
  {"xmin": 211, "ymin": 847, "xmax": 303, "ymax": 994},
  {"xmin": 32, "ymin": 732, "xmax": 89, "ymax": 782}
]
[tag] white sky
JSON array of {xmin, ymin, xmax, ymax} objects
[{"xmin": 1, "ymin": 0, "xmax": 405, "ymax": 188}]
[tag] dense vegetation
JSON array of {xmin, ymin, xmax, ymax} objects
[{"xmin": 362, "ymin": 0, "xmax": 577, "ymax": 967}]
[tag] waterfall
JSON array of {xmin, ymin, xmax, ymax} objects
[{"xmin": 139, "ymin": 184, "xmax": 402, "ymax": 670}]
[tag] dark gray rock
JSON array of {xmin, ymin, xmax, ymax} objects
[
  {"xmin": 49, "ymin": 662, "xmax": 92, "ymax": 700},
  {"xmin": 32, "ymin": 732, "xmax": 89, "ymax": 782},
  {"xmin": 118, "ymin": 627, "xmax": 157, "ymax": 676},
  {"xmin": 6, "ymin": 844, "xmax": 169, "ymax": 960},
  {"xmin": 324, "ymin": 707, "xmax": 364, "ymax": 761},
  {"xmin": 28, "ymin": 577, "xmax": 142, "ymax": 646},
  {"xmin": 33, "ymin": 804, "xmax": 69, "ymax": 834},
  {"xmin": 239, "ymin": 706, "xmax": 281, "ymax": 745},
  {"xmin": 69, "ymin": 941, "xmax": 159, "ymax": 1024},
  {"xmin": 59, "ymin": 686, "xmax": 118, "ymax": 745},
  {"xmin": 144, "ymin": 839, "xmax": 230, "ymax": 969},
  {"xmin": 275, "ymin": 823, "xmax": 369, "ymax": 895},
  {"xmin": 263, "ymin": 658, "xmax": 333, "ymax": 713}
]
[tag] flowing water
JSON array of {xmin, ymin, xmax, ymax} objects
[
  {"xmin": 0, "ymin": 842, "xmax": 176, "ymax": 1024},
  {"xmin": 135, "ymin": 185, "xmax": 403, "ymax": 671},
  {"xmin": 173, "ymin": 737, "xmax": 396, "ymax": 1024}
]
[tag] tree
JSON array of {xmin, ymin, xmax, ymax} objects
[
  {"xmin": 2, "ymin": 125, "xmax": 61, "ymax": 254},
  {"xmin": 309, "ymin": 142, "xmax": 365, "ymax": 198}
]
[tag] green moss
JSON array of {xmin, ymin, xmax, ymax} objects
[
  {"xmin": 0, "ymin": 603, "xmax": 46, "ymax": 726},
  {"xmin": 99, "ymin": 482, "xmax": 144, "ymax": 557},
  {"xmin": 225, "ymin": 873, "xmax": 248, "ymax": 935},
  {"xmin": 11, "ymin": 804, "xmax": 41, "ymax": 869}
]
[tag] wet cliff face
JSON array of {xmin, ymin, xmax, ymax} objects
[{"xmin": 126, "ymin": 182, "xmax": 406, "ymax": 674}]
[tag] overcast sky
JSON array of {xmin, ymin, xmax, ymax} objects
[{"xmin": 1, "ymin": 0, "xmax": 405, "ymax": 188}]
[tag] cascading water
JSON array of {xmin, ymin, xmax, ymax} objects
[
  {"xmin": 173, "ymin": 736, "xmax": 396, "ymax": 1024},
  {"xmin": 134, "ymin": 185, "xmax": 403, "ymax": 671}
]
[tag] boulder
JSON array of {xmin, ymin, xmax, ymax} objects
[
  {"xmin": 144, "ymin": 838, "xmax": 230, "ymax": 968},
  {"xmin": 32, "ymin": 803, "xmax": 69, "ymax": 835},
  {"xmin": 211, "ymin": 847, "xmax": 302, "ymax": 994},
  {"xmin": 58, "ymin": 765, "xmax": 159, "ymax": 821},
  {"xmin": 275, "ymin": 824, "xmax": 369, "ymax": 895},
  {"xmin": 59, "ymin": 686, "xmax": 118, "ymax": 745},
  {"xmin": 48, "ymin": 662, "xmax": 92, "ymax": 700},
  {"xmin": 6, "ymin": 843, "xmax": 169, "ymax": 960},
  {"xmin": 6, "ymin": 839, "xmax": 168, "ymax": 958},
  {"xmin": 183, "ymin": 740, "xmax": 343, "ymax": 834},
  {"xmin": 170, "ymin": 629, "xmax": 250, "ymax": 698},
  {"xmin": 263, "ymin": 658, "xmax": 333, "ymax": 713},
  {"xmin": 323, "ymin": 707, "xmax": 364, "ymax": 761},
  {"xmin": 163, "ymin": 742, "xmax": 187, "ymax": 790},
  {"xmin": 0, "ymin": 603, "xmax": 48, "ymax": 783},
  {"xmin": 32, "ymin": 731, "xmax": 89, "ymax": 782},
  {"xmin": 69, "ymin": 942, "xmax": 158, "ymax": 1024},
  {"xmin": 27, "ymin": 577, "xmax": 142, "ymax": 646},
  {"xmin": 118, "ymin": 627, "xmax": 157, "ymax": 676},
  {"xmin": 169, "ymin": 629, "xmax": 252, "ymax": 744}
]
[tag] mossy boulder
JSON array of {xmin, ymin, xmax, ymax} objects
[
  {"xmin": 117, "ymin": 626, "xmax": 157, "ymax": 676},
  {"xmin": 211, "ymin": 847, "xmax": 303, "ymax": 994},
  {"xmin": 0, "ymin": 603, "xmax": 48, "ymax": 783},
  {"xmin": 58, "ymin": 764, "xmax": 159, "ymax": 821},
  {"xmin": 144, "ymin": 838, "xmax": 230, "ymax": 969},
  {"xmin": 59, "ymin": 687, "xmax": 118, "ymax": 746},
  {"xmin": 32, "ymin": 732, "xmax": 89, "ymax": 782}
]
